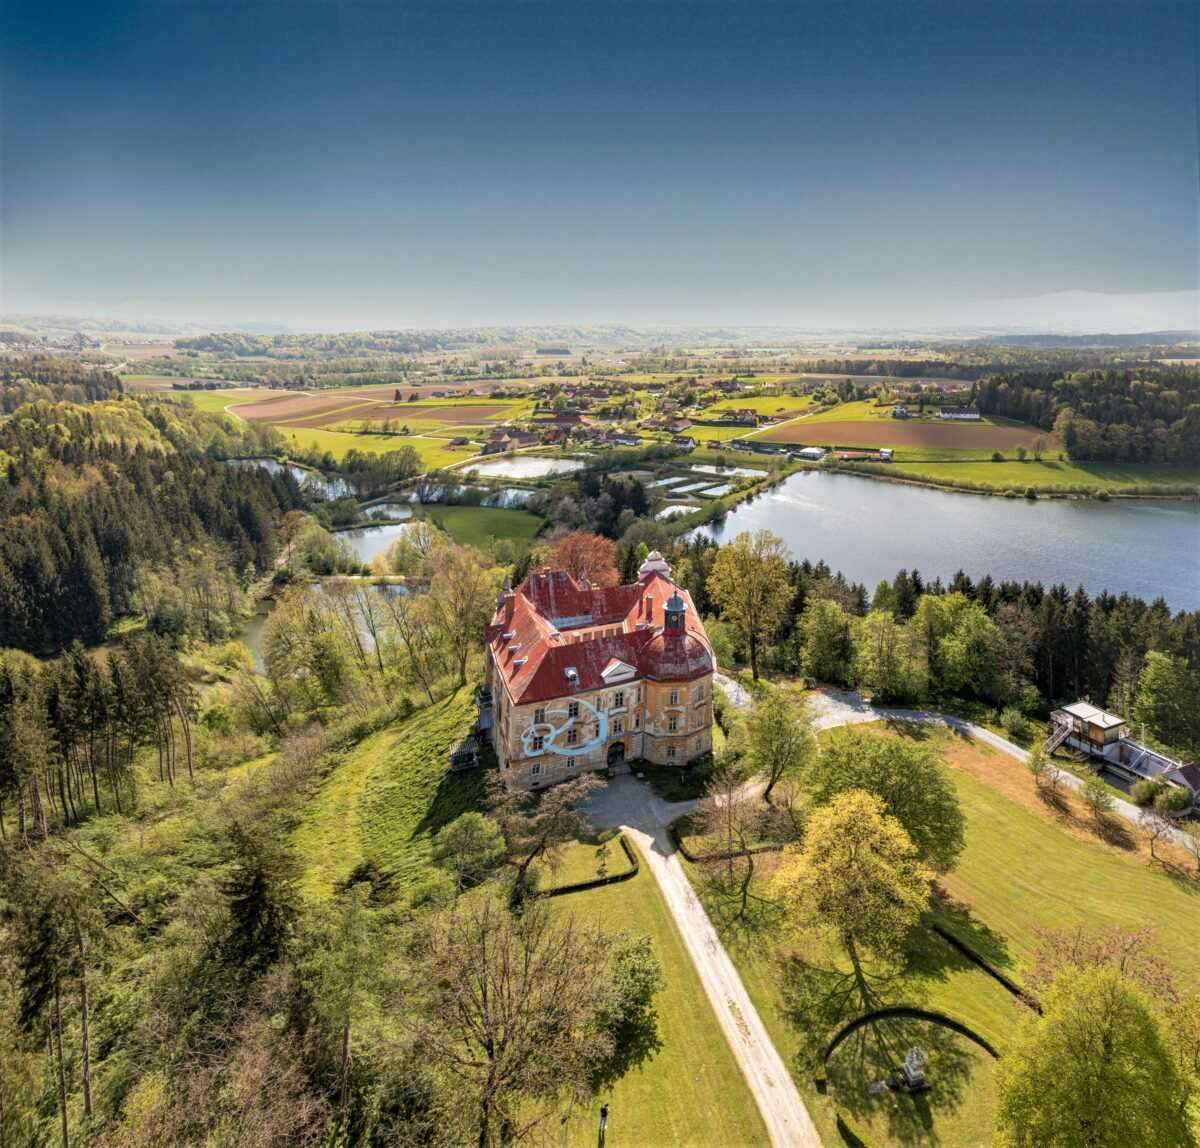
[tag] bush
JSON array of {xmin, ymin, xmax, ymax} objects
[
  {"xmin": 1155, "ymin": 786, "xmax": 1194, "ymax": 815},
  {"xmin": 837, "ymin": 1107, "xmax": 882, "ymax": 1148},
  {"xmin": 1096, "ymin": 489, "xmax": 1111, "ymax": 501},
  {"xmin": 1131, "ymin": 778, "xmax": 1167, "ymax": 807},
  {"xmin": 991, "ymin": 451, "xmax": 1004, "ymax": 462},
  {"xmin": 1080, "ymin": 775, "xmax": 1115, "ymax": 821},
  {"xmin": 1024, "ymin": 486, "xmax": 1037, "ymax": 499},
  {"xmin": 999, "ymin": 706, "xmax": 1027, "ymax": 740}
]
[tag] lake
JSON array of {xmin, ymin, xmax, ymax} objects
[
  {"xmin": 337, "ymin": 521, "xmax": 420, "ymax": 563},
  {"xmin": 698, "ymin": 471, "xmax": 1200, "ymax": 610}
]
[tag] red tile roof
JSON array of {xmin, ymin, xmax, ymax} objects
[{"xmin": 486, "ymin": 568, "xmax": 712, "ymax": 704}]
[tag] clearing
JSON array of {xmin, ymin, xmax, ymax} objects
[{"xmin": 422, "ymin": 504, "xmax": 543, "ymax": 547}]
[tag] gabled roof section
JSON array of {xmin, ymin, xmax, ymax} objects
[
  {"xmin": 601, "ymin": 657, "xmax": 637, "ymax": 682},
  {"xmin": 486, "ymin": 565, "xmax": 713, "ymax": 704}
]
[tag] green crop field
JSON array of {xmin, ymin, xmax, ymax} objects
[
  {"xmin": 422, "ymin": 504, "xmax": 544, "ymax": 547},
  {"xmin": 864, "ymin": 458, "xmax": 1200, "ymax": 496}
]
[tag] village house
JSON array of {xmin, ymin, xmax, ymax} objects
[
  {"xmin": 668, "ymin": 417, "xmax": 693, "ymax": 432},
  {"xmin": 481, "ymin": 553, "xmax": 714, "ymax": 788},
  {"xmin": 938, "ymin": 405, "xmax": 981, "ymax": 420},
  {"xmin": 891, "ymin": 403, "xmax": 910, "ymax": 418},
  {"xmin": 706, "ymin": 438, "xmax": 724, "ymax": 450},
  {"xmin": 671, "ymin": 434, "xmax": 697, "ymax": 450},
  {"xmin": 736, "ymin": 408, "xmax": 759, "ymax": 425}
]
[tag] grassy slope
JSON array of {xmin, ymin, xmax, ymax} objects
[
  {"xmin": 291, "ymin": 689, "xmax": 485, "ymax": 898},
  {"xmin": 422, "ymin": 504, "xmax": 544, "ymax": 546},
  {"xmin": 939, "ymin": 758, "xmax": 1200, "ymax": 992},
  {"xmin": 556, "ymin": 857, "xmax": 771, "ymax": 1148}
]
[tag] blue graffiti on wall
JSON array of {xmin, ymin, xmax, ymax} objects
[{"xmin": 521, "ymin": 695, "xmax": 609, "ymax": 757}]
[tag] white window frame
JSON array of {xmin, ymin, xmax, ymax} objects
[
  {"xmin": 668, "ymin": 715, "xmax": 678, "ymax": 732},
  {"xmin": 669, "ymin": 689, "xmax": 679, "ymax": 706}
]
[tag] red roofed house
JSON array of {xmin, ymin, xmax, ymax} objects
[{"xmin": 483, "ymin": 552, "xmax": 714, "ymax": 788}]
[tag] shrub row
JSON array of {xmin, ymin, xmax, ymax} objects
[
  {"xmin": 540, "ymin": 834, "xmax": 639, "ymax": 897},
  {"xmin": 929, "ymin": 922, "xmax": 1040, "ymax": 1012},
  {"xmin": 836, "ymin": 1107, "xmax": 881, "ymax": 1148},
  {"xmin": 668, "ymin": 821, "xmax": 786, "ymax": 865}
]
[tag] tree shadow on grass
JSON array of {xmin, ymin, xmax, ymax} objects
[
  {"xmin": 1093, "ymin": 813, "xmax": 1136, "ymax": 851},
  {"xmin": 827, "ymin": 1015, "xmax": 986, "ymax": 1146}
]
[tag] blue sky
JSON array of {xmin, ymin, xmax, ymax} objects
[{"xmin": 2, "ymin": 0, "xmax": 1197, "ymax": 329}]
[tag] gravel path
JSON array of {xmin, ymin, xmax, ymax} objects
[{"xmin": 581, "ymin": 778, "xmax": 822, "ymax": 1148}]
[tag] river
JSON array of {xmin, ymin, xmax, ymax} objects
[{"xmin": 697, "ymin": 471, "xmax": 1200, "ymax": 610}]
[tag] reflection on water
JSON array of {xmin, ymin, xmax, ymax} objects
[
  {"xmin": 698, "ymin": 471, "xmax": 1200, "ymax": 609},
  {"xmin": 463, "ymin": 456, "xmax": 584, "ymax": 478},
  {"xmin": 225, "ymin": 457, "xmax": 354, "ymax": 499}
]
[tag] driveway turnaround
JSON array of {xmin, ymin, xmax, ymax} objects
[{"xmin": 581, "ymin": 778, "xmax": 823, "ymax": 1148}]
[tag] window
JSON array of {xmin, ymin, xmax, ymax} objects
[
  {"xmin": 635, "ymin": 687, "xmax": 641, "ymax": 703},
  {"xmin": 668, "ymin": 715, "xmax": 678, "ymax": 732},
  {"xmin": 567, "ymin": 701, "xmax": 579, "ymax": 719},
  {"xmin": 614, "ymin": 718, "xmax": 623, "ymax": 734},
  {"xmin": 667, "ymin": 746, "xmax": 677, "ymax": 759},
  {"xmin": 614, "ymin": 690, "xmax": 625, "ymax": 708},
  {"xmin": 533, "ymin": 707, "xmax": 546, "ymax": 725},
  {"xmin": 566, "ymin": 729, "xmax": 578, "ymax": 745},
  {"xmin": 668, "ymin": 689, "xmax": 679, "ymax": 706},
  {"xmin": 634, "ymin": 713, "xmax": 640, "ymax": 728},
  {"xmin": 566, "ymin": 756, "xmax": 576, "ymax": 769},
  {"xmin": 531, "ymin": 763, "xmax": 542, "ymax": 775},
  {"xmin": 531, "ymin": 735, "xmax": 544, "ymax": 752},
  {"xmin": 697, "ymin": 682, "xmax": 705, "ymax": 700}
]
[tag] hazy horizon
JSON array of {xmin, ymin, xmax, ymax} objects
[{"xmin": 2, "ymin": 1, "xmax": 1197, "ymax": 330}]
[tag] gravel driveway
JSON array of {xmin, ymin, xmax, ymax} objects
[{"xmin": 581, "ymin": 777, "xmax": 822, "ymax": 1148}]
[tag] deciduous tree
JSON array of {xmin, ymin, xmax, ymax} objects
[
  {"xmin": 707, "ymin": 530, "xmax": 792, "ymax": 679},
  {"xmin": 994, "ymin": 965, "xmax": 1190, "ymax": 1148},
  {"xmin": 772, "ymin": 790, "xmax": 931, "ymax": 975}
]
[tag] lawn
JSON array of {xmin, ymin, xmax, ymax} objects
[
  {"xmin": 679, "ymin": 846, "xmax": 1021, "ymax": 1147},
  {"xmin": 869, "ymin": 458, "xmax": 1200, "ymax": 496},
  {"xmin": 932, "ymin": 732, "xmax": 1200, "ymax": 992},
  {"xmin": 555, "ymin": 854, "xmax": 770, "ymax": 1148},
  {"xmin": 827, "ymin": 1016, "xmax": 997, "ymax": 1148},
  {"xmin": 421, "ymin": 504, "xmax": 544, "ymax": 546},
  {"xmin": 290, "ymin": 689, "xmax": 485, "ymax": 898},
  {"xmin": 527, "ymin": 832, "xmax": 634, "ymax": 889}
]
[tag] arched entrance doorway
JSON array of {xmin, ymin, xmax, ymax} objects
[{"xmin": 607, "ymin": 741, "xmax": 628, "ymax": 773}]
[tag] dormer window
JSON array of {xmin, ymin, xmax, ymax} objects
[
  {"xmin": 514, "ymin": 657, "xmax": 527, "ymax": 668},
  {"xmin": 502, "ymin": 631, "xmax": 516, "ymax": 641},
  {"xmin": 508, "ymin": 643, "xmax": 521, "ymax": 654}
]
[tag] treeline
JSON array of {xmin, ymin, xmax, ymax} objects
[
  {"xmin": 0, "ymin": 392, "xmax": 305, "ymax": 653},
  {"xmin": 0, "ymin": 638, "xmax": 198, "ymax": 838},
  {"xmin": 664, "ymin": 533, "xmax": 1200, "ymax": 756},
  {"xmin": 0, "ymin": 357, "xmax": 121, "ymax": 414},
  {"xmin": 973, "ymin": 367, "xmax": 1200, "ymax": 464}
]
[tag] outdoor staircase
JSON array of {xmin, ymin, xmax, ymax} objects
[{"xmin": 1042, "ymin": 720, "xmax": 1073, "ymax": 756}]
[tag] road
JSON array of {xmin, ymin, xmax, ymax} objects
[{"xmin": 580, "ymin": 778, "xmax": 823, "ymax": 1148}]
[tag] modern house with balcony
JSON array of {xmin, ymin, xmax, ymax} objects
[{"xmin": 1046, "ymin": 701, "xmax": 1199, "ymax": 806}]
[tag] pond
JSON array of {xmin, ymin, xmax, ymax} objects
[
  {"xmin": 462, "ymin": 456, "xmax": 585, "ymax": 478},
  {"xmin": 698, "ymin": 471, "xmax": 1200, "ymax": 609},
  {"xmin": 336, "ymin": 521, "xmax": 422, "ymax": 564},
  {"xmin": 225, "ymin": 457, "xmax": 355, "ymax": 499}
]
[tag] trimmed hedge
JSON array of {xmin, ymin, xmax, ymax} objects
[
  {"xmin": 836, "ymin": 1108, "xmax": 881, "ymax": 1148},
  {"xmin": 815, "ymin": 1005, "xmax": 1001, "ymax": 1090},
  {"xmin": 540, "ymin": 834, "xmax": 639, "ymax": 897},
  {"xmin": 669, "ymin": 821, "xmax": 786, "ymax": 865},
  {"xmin": 930, "ymin": 922, "xmax": 1040, "ymax": 1012}
]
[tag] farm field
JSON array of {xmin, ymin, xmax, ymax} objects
[
  {"xmin": 761, "ymin": 418, "xmax": 1052, "ymax": 451},
  {"xmin": 421, "ymin": 504, "xmax": 544, "ymax": 547},
  {"xmin": 705, "ymin": 394, "xmax": 812, "ymax": 417},
  {"xmin": 863, "ymin": 458, "xmax": 1200, "ymax": 495},
  {"xmin": 274, "ymin": 425, "xmax": 479, "ymax": 464}
]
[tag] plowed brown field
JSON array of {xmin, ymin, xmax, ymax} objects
[
  {"xmin": 760, "ymin": 420, "xmax": 1052, "ymax": 450},
  {"xmin": 236, "ymin": 393, "xmax": 383, "ymax": 423}
]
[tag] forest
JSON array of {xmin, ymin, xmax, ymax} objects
[
  {"xmin": 0, "ymin": 362, "xmax": 306, "ymax": 653},
  {"xmin": 973, "ymin": 366, "xmax": 1200, "ymax": 463}
]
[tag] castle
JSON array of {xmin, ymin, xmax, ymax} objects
[{"xmin": 482, "ymin": 551, "xmax": 714, "ymax": 788}]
